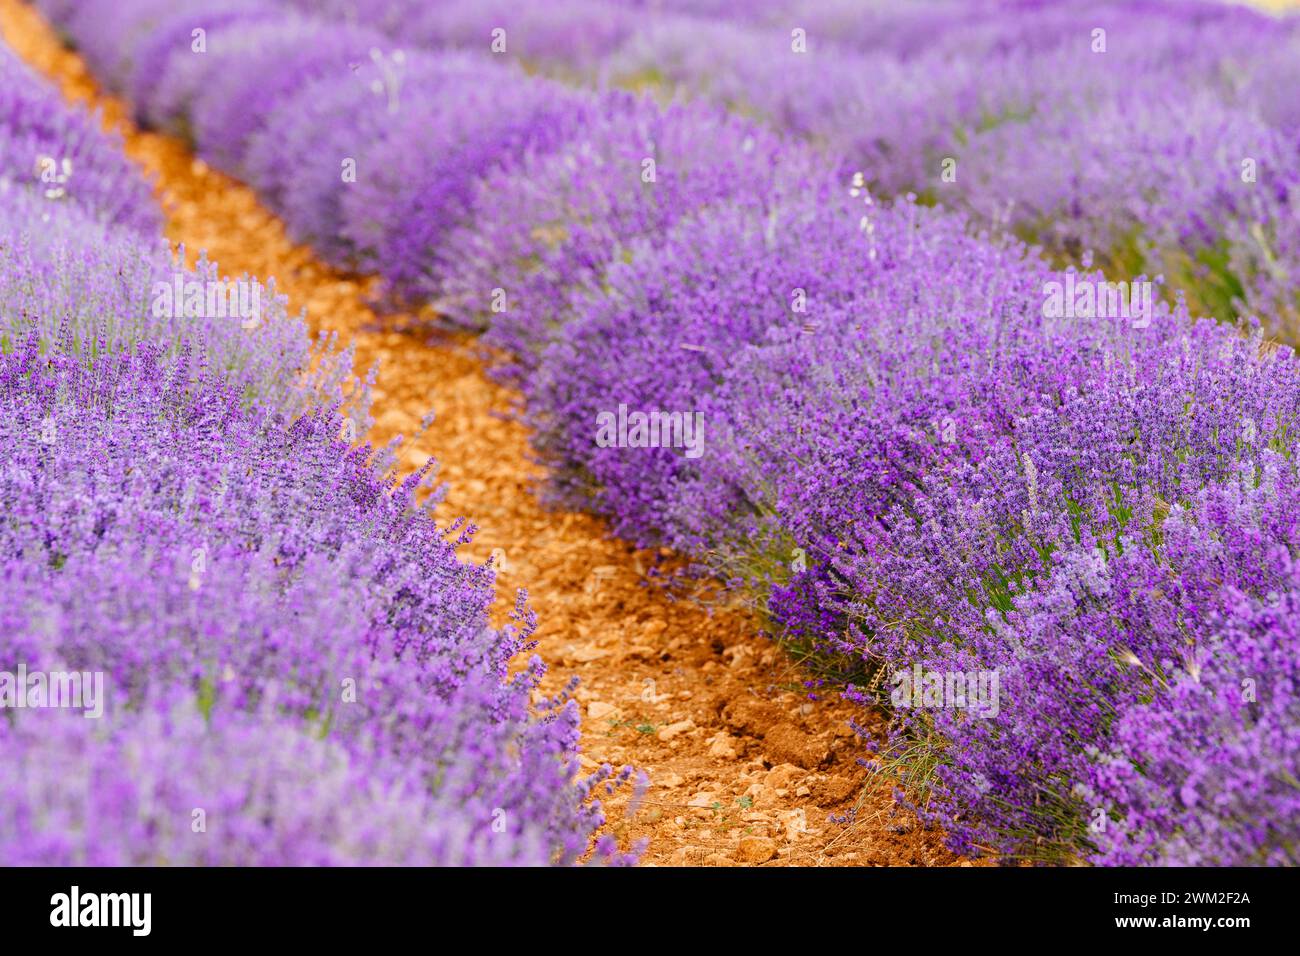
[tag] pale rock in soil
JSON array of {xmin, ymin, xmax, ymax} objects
[
  {"xmin": 735, "ymin": 836, "xmax": 778, "ymax": 864},
  {"xmin": 779, "ymin": 808, "xmax": 809, "ymax": 840},
  {"xmin": 723, "ymin": 645, "xmax": 752, "ymax": 668},
  {"xmin": 587, "ymin": 701, "xmax": 618, "ymax": 720},
  {"xmin": 657, "ymin": 718, "xmax": 696, "ymax": 741},
  {"xmin": 764, "ymin": 764, "xmax": 802, "ymax": 791},
  {"xmin": 670, "ymin": 846, "xmax": 701, "ymax": 865},
  {"xmin": 707, "ymin": 732, "xmax": 739, "ymax": 759},
  {"xmin": 744, "ymin": 781, "xmax": 779, "ymax": 810},
  {"xmin": 561, "ymin": 644, "xmax": 610, "ymax": 664}
]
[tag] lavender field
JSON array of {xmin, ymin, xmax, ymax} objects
[{"xmin": 1, "ymin": 0, "xmax": 1298, "ymax": 876}]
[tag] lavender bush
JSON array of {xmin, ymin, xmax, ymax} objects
[
  {"xmin": 329, "ymin": 0, "xmax": 1300, "ymax": 333},
  {"xmin": 0, "ymin": 43, "xmax": 159, "ymax": 232},
  {"xmin": 451, "ymin": 97, "xmax": 814, "ymax": 373},
  {"xmin": 287, "ymin": 0, "xmax": 636, "ymax": 71},
  {"xmin": 31, "ymin": 0, "xmax": 1300, "ymax": 867},
  {"xmin": 0, "ymin": 28, "xmax": 629, "ymax": 866},
  {"xmin": 336, "ymin": 65, "xmax": 590, "ymax": 301},
  {"xmin": 246, "ymin": 53, "xmax": 511, "ymax": 267},
  {"xmin": 846, "ymin": 328, "xmax": 1300, "ymax": 860},
  {"xmin": 2, "ymin": 691, "xmax": 567, "ymax": 866},
  {"xmin": 0, "ymin": 336, "xmax": 628, "ymax": 865}
]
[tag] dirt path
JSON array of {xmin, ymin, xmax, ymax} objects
[{"xmin": 1, "ymin": 0, "xmax": 966, "ymax": 866}]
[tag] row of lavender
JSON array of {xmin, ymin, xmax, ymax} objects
[
  {"xmin": 38, "ymin": 0, "xmax": 1300, "ymax": 864},
  {"xmin": 295, "ymin": 0, "xmax": 1300, "ymax": 341},
  {"xmin": 0, "ymin": 35, "xmax": 629, "ymax": 865}
]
